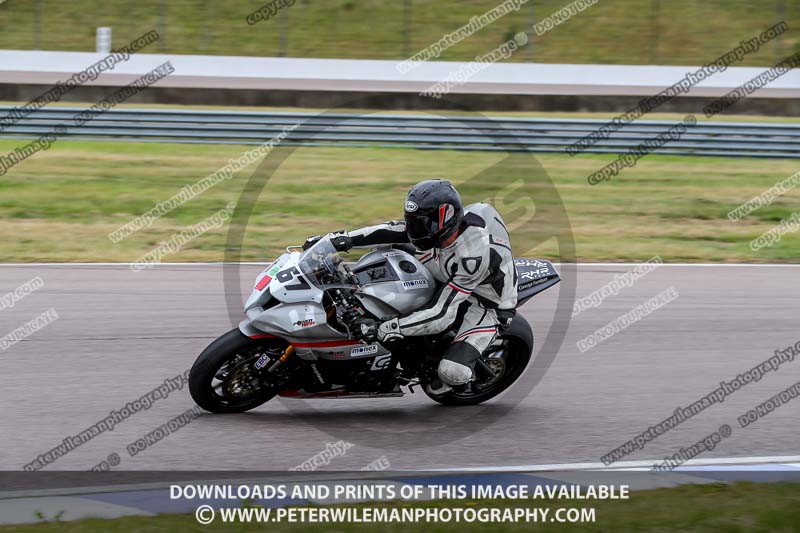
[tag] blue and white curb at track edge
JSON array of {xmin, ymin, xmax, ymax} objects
[
  {"xmin": 2, "ymin": 457, "xmax": 800, "ymax": 525},
  {"xmin": 427, "ymin": 455, "xmax": 800, "ymax": 472}
]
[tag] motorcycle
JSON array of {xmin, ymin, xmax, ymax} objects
[{"xmin": 189, "ymin": 235, "xmax": 560, "ymax": 412}]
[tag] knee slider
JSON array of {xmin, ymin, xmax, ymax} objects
[{"xmin": 438, "ymin": 359, "xmax": 473, "ymax": 386}]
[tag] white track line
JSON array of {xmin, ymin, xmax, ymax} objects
[{"xmin": 426, "ymin": 455, "xmax": 800, "ymax": 473}]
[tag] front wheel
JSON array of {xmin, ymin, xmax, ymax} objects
[
  {"xmin": 425, "ymin": 316, "xmax": 533, "ymax": 406},
  {"xmin": 189, "ymin": 328, "xmax": 289, "ymax": 413}
]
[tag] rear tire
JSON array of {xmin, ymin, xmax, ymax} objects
[
  {"xmin": 189, "ymin": 328, "xmax": 286, "ymax": 413},
  {"xmin": 425, "ymin": 316, "xmax": 534, "ymax": 406}
]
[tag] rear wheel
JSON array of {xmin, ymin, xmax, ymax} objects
[
  {"xmin": 425, "ymin": 318, "xmax": 533, "ymax": 406},
  {"xmin": 189, "ymin": 328, "xmax": 290, "ymax": 413}
]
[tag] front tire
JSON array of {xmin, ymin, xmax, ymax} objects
[{"xmin": 189, "ymin": 328, "xmax": 287, "ymax": 413}]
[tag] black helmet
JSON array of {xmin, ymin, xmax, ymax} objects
[{"xmin": 403, "ymin": 179, "xmax": 464, "ymax": 250}]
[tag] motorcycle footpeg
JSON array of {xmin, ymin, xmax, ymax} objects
[{"xmin": 451, "ymin": 382, "xmax": 475, "ymax": 396}]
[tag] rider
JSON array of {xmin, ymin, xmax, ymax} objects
[{"xmin": 303, "ymin": 179, "xmax": 518, "ymax": 395}]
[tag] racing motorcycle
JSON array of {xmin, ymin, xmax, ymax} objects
[{"xmin": 189, "ymin": 235, "xmax": 560, "ymax": 412}]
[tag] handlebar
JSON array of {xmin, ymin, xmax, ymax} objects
[{"xmin": 339, "ymin": 260, "xmax": 359, "ymax": 287}]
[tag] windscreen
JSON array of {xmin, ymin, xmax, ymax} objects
[{"xmin": 296, "ymin": 236, "xmax": 355, "ymax": 290}]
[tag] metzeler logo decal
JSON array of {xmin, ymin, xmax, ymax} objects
[{"xmin": 402, "ymin": 279, "xmax": 429, "ymax": 290}]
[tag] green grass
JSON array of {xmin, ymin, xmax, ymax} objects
[
  {"xmin": 1, "ymin": 136, "xmax": 799, "ymax": 263},
  {"xmin": 0, "ymin": 0, "xmax": 796, "ymax": 65},
  {"xmin": 3, "ymin": 482, "xmax": 800, "ymax": 532}
]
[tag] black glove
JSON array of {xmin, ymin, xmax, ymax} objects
[
  {"xmin": 351, "ymin": 317, "xmax": 403, "ymax": 343},
  {"xmin": 351, "ymin": 317, "xmax": 378, "ymax": 342},
  {"xmin": 330, "ymin": 233, "xmax": 353, "ymax": 252},
  {"xmin": 302, "ymin": 234, "xmax": 322, "ymax": 250},
  {"xmin": 302, "ymin": 231, "xmax": 353, "ymax": 252}
]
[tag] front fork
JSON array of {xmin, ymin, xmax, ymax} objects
[
  {"xmin": 267, "ymin": 345, "xmax": 294, "ymax": 372},
  {"xmin": 238, "ymin": 320, "xmax": 298, "ymax": 385}
]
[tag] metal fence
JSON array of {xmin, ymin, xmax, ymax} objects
[
  {"xmin": 2, "ymin": 107, "xmax": 798, "ymax": 158},
  {"xmin": 0, "ymin": 0, "xmax": 795, "ymax": 66}
]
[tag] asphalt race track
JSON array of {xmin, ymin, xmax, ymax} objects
[{"xmin": 1, "ymin": 263, "xmax": 798, "ymax": 472}]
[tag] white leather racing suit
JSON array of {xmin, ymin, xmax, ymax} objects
[{"xmin": 348, "ymin": 202, "xmax": 518, "ymax": 385}]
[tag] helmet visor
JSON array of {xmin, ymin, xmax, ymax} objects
[{"xmin": 404, "ymin": 212, "xmax": 439, "ymax": 241}]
